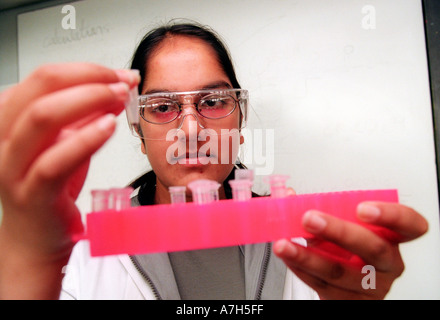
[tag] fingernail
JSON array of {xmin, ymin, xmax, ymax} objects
[
  {"xmin": 97, "ymin": 113, "xmax": 116, "ymax": 131},
  {"xmin": 357, "ymin": 203, "xmax": 381, "ymax": 222},
  {"xmin": 303, "ymin": 210, "xmax": 327, "ymax": 233},
  {"xmin": 131, "ymin": 69, "xmax": 141, "ymax": 84},
  {"xmin": 115, "ymin": 69, "xmax": 141, "ymax": 86},
  {"xmin": 274, "ymin": 239, "xmax": 287, "ymax": 254},
  {"xmin": 108, "ymin": 82, "xmax": 129, "ymax": 101},
  {"xmin": 274, "ymin": 239, "xmax": 297, "ymax": 257}
]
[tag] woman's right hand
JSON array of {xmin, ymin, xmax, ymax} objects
[{"xmin": 0, "ymin": 63, "xmax": 140, "ymax": 299}]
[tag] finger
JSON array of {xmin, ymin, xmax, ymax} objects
[
  {"xmin": 301, "ymin": 210, "xmax": 403, "ymax": 272},
  {"xmin": 287, "ymin": 187, "xmax": 296, "ymax": 196},
  {"xmin": 20, "ymin": 64, "xmax": 139, "ymax": 99},
  {"xmin": 0, "ymin": 85, "xmax": 14, "ymax": 107},
  {"xmin": 2, "ymin": 82, "xmax": 128, "ymax": 181},
  {"xmin": 273, "ymin": 239, "xmax": 381, "ymax": 299},
  {"xmin": 285, "ymin": 266, "xmax": 388, "ymax": 300},
  {"xmin": 0, "ymin": 64, "xmax": 139, "ymax": 139},
  {"xmin": 22, "ymin": 113, "xmax": 117, "ymax": 197},
  {"xmin": 0, "ymin": 64, "xmax": 114, "ymax": 139},
  {"xmin": 357, "ymin": 202, "xmax": 429, "ymax": 242}
]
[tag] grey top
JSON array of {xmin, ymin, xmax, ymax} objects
[{"xmin": 168, "ymin": 246, "xmax": 246, "ymax": 300}]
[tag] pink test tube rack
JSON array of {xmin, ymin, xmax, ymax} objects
[{"xmin": 79, "ymin": 175, "xmax": 399, "ymax": 257}]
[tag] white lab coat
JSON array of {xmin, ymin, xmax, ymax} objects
[{"xmin": 60, "ymin": 241, "xmax": 319, "ymax": 300}]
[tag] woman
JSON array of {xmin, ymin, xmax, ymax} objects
[{"xmin": 0, "ymin": 21, "xmax": 428, "ymax": 300}]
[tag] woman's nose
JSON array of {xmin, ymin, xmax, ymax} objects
[
  {"xmin": 176, "ymin": 104, "xmax": 206, "ymax": 132},
  {"xmin": 173, "ymin": 109, "xmax": 204, "ymax": 152}
]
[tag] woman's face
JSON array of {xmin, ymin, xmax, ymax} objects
[{"xmin": 139, "ymin": 35, "xmax": 243, "ymax": 200}]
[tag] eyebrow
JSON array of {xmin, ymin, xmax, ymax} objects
[{"xmin": 143, "ymin": 81, "xmax": 232, "ymax": 95}]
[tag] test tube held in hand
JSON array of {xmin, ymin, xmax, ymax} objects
[{"xmin": 125, "ymin": 83, "xmax": 140, "ymax": 124}]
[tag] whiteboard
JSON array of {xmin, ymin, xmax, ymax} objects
[{"xmin": 18, "ymin": 0, "xmax": 440, "ymax": 299}]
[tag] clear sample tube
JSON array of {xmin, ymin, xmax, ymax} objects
[
  {"xmin": 125, "ymin": 84, "xmax": 140, "ymax": 136},
  {"xmin": 187, "ymin": 179, "xmax": 221, "ymax": 204},
  {"xmin": 110, "ymin": 187, "xmax": 134, "ymax": 210},
  {"xmin": 91, "ymin": 189, "xmax": 110, "ymax": 212},
  {"xmin": 264, "ymin": 175, "xmax": 290, "ymax": 198},
  {"xmin": 229, "ymin": 179, "xmax": 253, "ymax": 201},
  {"xmin": 169, "ymin": 186, "xmax": 186, "ymax": 204},
  {"xmin": 234, "ymin": 169, "xmax": 254, "ymax": 181}
]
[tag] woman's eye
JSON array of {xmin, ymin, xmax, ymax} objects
[
  {"xmin": 149, "ymin": 101, "xmax": 176, "ymax": 113},
  {"xmin": 155, "ymin": 105, "xmax": 171, "ymax": 112},
  {"xmin": 202, "ymin": 97, "xmax": 226, "ymax": 108}
]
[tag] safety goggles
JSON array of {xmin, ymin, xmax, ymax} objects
[{"xmin": 126, "ymin": 88, "xmax": 248, "ymax": 140}]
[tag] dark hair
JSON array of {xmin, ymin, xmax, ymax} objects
[{"xmin": 130, "ymin": 21, "xmax": 241, "ymax": 93}]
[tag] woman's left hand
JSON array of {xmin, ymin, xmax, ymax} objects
[{"xmin": 274, "ymin": 201, "xmax": 428, "ymax": 299}]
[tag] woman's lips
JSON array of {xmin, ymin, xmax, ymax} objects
[{"xmin": 175, "ymin": 153, "xmax": 217, "ymax": 165}]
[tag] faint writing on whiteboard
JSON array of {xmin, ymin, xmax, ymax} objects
[
  {"xmin": 61, "ymin": 4, "xmax": 76, "ymax": 30},
  {"xmin": 43, "ymin": 19, "xmax": 110, "ymax": 48}
]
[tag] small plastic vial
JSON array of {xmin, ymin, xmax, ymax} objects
[
  {"xmin": 110, "ymin": 187, "xmax": 134, "ymax": 210},
  {"xmin": 187, "ymin": 179, "xmax": 221, "ymax": 204},
  {"xmin": 264, "ymin": 175, "xmax": 290, "ymax": 198},
  {"xmin": 169, "ymin": 186, "xmax": 187, "ymax": 204},
  {"xmin": 234, "ymin": 169, "xmax": 254, "ymax": 181},
  {"xmin": 91, "ymin": 189, "xmax": 110, "ymax": 212},
  {"xmin": 125, "ymin": 84, "xmax": 140, "ymax": 127},
  {"xmin": 229, "ymin": 179, "xmax": 253, "ymax": 201}
]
